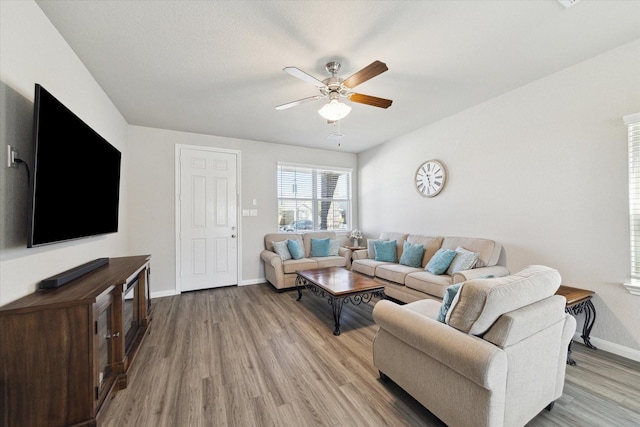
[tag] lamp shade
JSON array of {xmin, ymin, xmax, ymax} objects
[{"xmin": 318, "ymin": 99, "xmax": 351, "ymax": 121}]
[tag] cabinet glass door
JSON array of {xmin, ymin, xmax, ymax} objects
[
  {"xmin": 123, "ymin": 281, "xmax": 140, "ymax": 353},
  {"xmin": 97, "ymin": 306, "xmax": 113, "ymax": 388},
  {"xmin": 95, "ymin": 296, "xmax": 115, "ymax": 405}
]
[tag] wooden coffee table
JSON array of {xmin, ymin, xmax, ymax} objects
[{"xmin": 296, "ymin": 267, "xmax": 385, "ymax": 336}]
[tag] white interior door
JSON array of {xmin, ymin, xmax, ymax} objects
[{"xmin": 178, "ymin": 147, "xmax": 238, "ymax": 292}]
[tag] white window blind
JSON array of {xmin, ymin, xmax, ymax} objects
[
  {"xmin": 277, "ymin": 163, "xmax": 352, "ymax": 232},
  {"xmin": 626, "ymin": 113, "xmax": 640, "ymax": 279}
]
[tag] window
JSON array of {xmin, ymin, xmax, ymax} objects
[
  {"xmin": 277, "ymin": 162, "xmax": 352, "ymax": 232},
  {"xmin": 625, "ymin": 112, "xmax": 640, "ymax": 295}
]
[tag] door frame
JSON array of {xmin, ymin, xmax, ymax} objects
[{"xmin": 174, "ymin": 144, "xmax": 242, "ymax": 294}]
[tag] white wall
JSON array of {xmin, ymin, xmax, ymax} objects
[
  {"xmin": 359, "ymin": 40, "xmax": 640, "ymax": 356},
  {"xmin": 0, "ymin": 1, "xmax": 129, "ymax": 305},
  {"xmin": 127, "ymin": 125, "xmax": 358, "ymax": 295}
]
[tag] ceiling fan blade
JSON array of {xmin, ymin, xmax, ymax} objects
[
  {"xmin": 349, "ymin": 93, "xmax": 393, "ymax": 109},
  {"xmin": 343, "ymin": 60, "xmax": 388, "ymax": 89},
  {"xmin": 283, "ymin": 67, "xmax": 326, "ymax": 88},
  {"xmin": 275, "ymin": 95, "xmax": 323, "ymax": 110}
]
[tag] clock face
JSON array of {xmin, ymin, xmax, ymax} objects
[{"xmin": 415, "ymin": 160, "xmax": 446, "ymax": 197}]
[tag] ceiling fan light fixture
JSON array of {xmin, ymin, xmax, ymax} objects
[{"xmin": 318, "ymin": 99, "xmax": 351, "ymax": 121}]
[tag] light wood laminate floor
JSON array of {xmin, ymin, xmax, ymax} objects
[{"xmin": 102, "ymin": 284, "xmax": 640, "ymax": 427}]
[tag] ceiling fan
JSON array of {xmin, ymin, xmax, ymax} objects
[{"xmin": 275, "ymin": 60, "xmax": 393, "ymax": 123}]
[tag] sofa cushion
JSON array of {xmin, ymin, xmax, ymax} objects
[
  {"xmin": 380, "ymin": 232, "xmax": 409, "ymax": 259},
  {"xmin": 405, "ymin": 271, "xmax": 453, "ymax": 298},
  {"xmin": 375, "ymin": 240, "xmax": 398, "ymax": 262},
  {"xmin": 376, "ymin": 263, "xmax": 422, "ymax": 284},
  {"xmin": 310, "ymin": 238, "xmax": 330, "ymax": 257},
  {"xmin": 446, "ymin": 265, "xmax": 562, "ymax": 336},
  {"xmin": 272, "ymin": 240, "xmax": 292, "ymax": 261},
  {"xmin": 403, "ymin": 298, "xmax": 442, "ymax": 320},
  {"xmin": 264, "ymin": 233, "xmax": 302, "ymax": 252},
  {"xmin": 287, "ymin": 239, "xmax": 305, "ymax": 260},
  {"xmin": 441, "ymin": 237, "xmax": 501, "ymax": 268},
  {"xmin": 351, "ymin": 259, "xmax": 391, "ymax": 276},
  {"xmin": 407, "ymin": 235, "xmax": 443, "ymax": 267},
  {"xmin": 399, "ymin": 241, "xmax": 424, "ymax": 268},
  {"xmin": 425, "ymin": 248, "xmax": 457, "ymax": 275},
  {"xmin": 446, "ymin": 246, "xmax": 479, "ymax": 275},
  {"xmin": 302, "ymin": 231, "xmax": 336, "ymax": 257},
  {"xmin": 483, "ymin": 295, "xmax": 567, "ymax": 348},
  {"xmin": 282, "ymin": 258, "xmax": 318, "ymax": 274},
  {"xmin": 314, "ymin": 256, "xmax": 348, "ymax": 268}
]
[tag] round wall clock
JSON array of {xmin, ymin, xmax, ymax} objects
[{"xmin": 415, "ymin": 160, "xmax": 447, "ymax": 197}]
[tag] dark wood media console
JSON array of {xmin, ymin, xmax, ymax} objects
[{"xmin": 0, "ymin": 255, "xmax": 152, "ymax": 427}]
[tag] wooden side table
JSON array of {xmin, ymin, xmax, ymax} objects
[{"xmin": 555, "ymin": 285, "xmax": 597, "ymax": 365}]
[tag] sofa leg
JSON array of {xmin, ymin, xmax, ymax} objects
[
  {"xmin": 546, "ymin": 401, "xmax": 555, "ymax": 411},
  {"xmin": 379, "ymin": 371, "xmax": 390, "ymax": 383}
]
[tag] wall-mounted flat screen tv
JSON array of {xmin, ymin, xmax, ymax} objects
[{"xmin": 28, "ymin": 84, "xmax": 121, "ymax": 247}]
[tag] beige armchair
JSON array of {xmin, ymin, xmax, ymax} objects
[{"xmin": 372, "ymin": 265, "xmax": 576, "ymax": 427}]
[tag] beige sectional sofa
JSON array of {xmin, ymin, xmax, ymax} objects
[
  {"xmin": 372, "ymin": 265, "xmax": 576, "ymax": 427},
  {"xmin": 352, "ymin": 232, "xmax": 509, "ymax": 303},
  {"xmin": 261, "ymin": 231, "xmax": 352, "ymax": 290}
]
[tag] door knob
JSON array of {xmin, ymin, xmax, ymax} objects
[{"xmin": 231, "ymin": 234, "xmax": 237, "ymax": 238}]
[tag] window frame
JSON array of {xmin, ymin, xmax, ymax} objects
[
  {"xmin": 277, "ymin": 162, "xmax": 353, "ymax": 233},
  {"xmin": 624, "ymin": 112, "xmax": 640, "ymax": 295}
]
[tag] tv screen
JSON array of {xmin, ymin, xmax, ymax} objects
[{"xmin": 28, "ymin": 84, "xmax": 121, "ymax": 247}]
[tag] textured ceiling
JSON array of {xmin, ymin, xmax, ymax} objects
[{"xmin": 36, "ymin": 0, "xmax": 640, "ymax": 153}]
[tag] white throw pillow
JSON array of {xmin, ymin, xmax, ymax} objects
[
  {"xmin": 446, "ymin": 246, "xmax": 479, "ymax": 275},
  {"xmin": 329, "ymin": 239, "xmax": 340, "ymax": 256},
  {"xmin": 272, "ymin": 240, "xmax": 292, "ymax": 261}
]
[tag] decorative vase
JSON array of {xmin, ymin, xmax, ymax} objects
[{"xmin": 352, "ymin": 238, "xmax": 359, "ymax": 247}]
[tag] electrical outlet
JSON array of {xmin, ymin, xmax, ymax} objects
[{"xmin": 7, "ymin": 145, "xmax": 18, "ymax": 168}]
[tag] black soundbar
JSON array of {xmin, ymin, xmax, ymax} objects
[{"xmin": 38, "ymin": 258, "xmax": 110, "ymax": 290}]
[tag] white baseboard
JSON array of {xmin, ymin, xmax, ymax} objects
[
  {"xmin": 151, "ymin": 289, "xmax": 178, "ymax": 299},
  {"xmin": 151, "ymin": 279, "xmax": 266, "ymax": 296},
  {"xmin": 240, "ymin": 277, "xmax": 266, "ymax": 286},
  {"xmin": 574, "ymin": 332, "xmax": 640, "ymax": 363}
]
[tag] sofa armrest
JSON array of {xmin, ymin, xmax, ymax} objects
[
  {"xmin": 452, "ymin": 265, "xmax": 510, "ymax": 284},
  {"xmin": 338, "ymin": 246, "xmax": 352, "ymax": 256},
  {"xmin": 260, "ymin": 249, "xmax": 282, "ymax": 267},
  {"xmin": 339, "ymin": 247, "xmax": 353, "ymax": 269},
  {"xmin": 352, "ymin": 249, "xmax": 369, "ymax": 261},
  {"xmin": 373, "ymin": 300, "xmax": 507, "ymax": 389}
]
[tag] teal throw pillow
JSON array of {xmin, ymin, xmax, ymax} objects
[
  {"xmin": 425, "ymin": 248, "xmax": 457, "ymax": 275},
  {"xmin": 399, "ymin": 241, "xmax": 424, "ymax": 268},
  {"xmin": 374, "ymin": 240, "xmax": 398, "ymax": 263},
  {"xmin": 329, "ymin": 239, "xmax": 340, "ymax": 256},
  {"xmin": 287, "ymin": 239, "xmax": 305, "ymax": 260},
  {"xmin": 272, "ymin": 240, "xmax": 292, "ymax": 261},
  {"xmin": 437, "ymin": 283, "xmax": 463, "ymax": 323},
  {"xmin": 446, "ymin": 246, "xmax": 480, "ymax": 275},
  {"xmin": 310, "ymin": 238, "xmax": 330, "ymax": 257}
]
